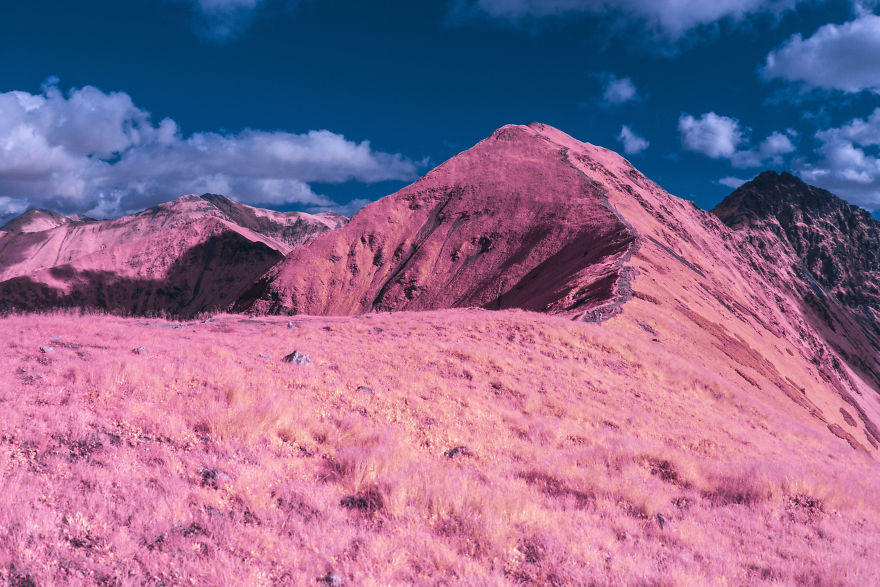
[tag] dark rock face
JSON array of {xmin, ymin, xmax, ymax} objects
[
  {"xmin": 713, "ymin": 171, "xmax": 880, "ymax": 392},
  {"xmin": 198, "ymin": 193, "xmax": 347, "ymax": 251},
  {"xmin": 713, "ymin": 171, "xmax": 880, "ymax": 310}
]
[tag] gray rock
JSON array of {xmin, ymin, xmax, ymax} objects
[
  {"xmin": 318, "ymin": 572, "xmax": 342, "ymax": 586},
  {"xmin": 355, "ymin": 385, "xmax": 373, "ymax": 395},
  {"xmin": 445, "ymin": 446, "xmax": 471, "ymax": 458},
  {"xmin": 283, "ymin": 350, "xmax": 311, "ymax": 366},
  {"xmin": 287, "ymin": 321, "xmax": 293, "ymax": 329},
  {"xmin": 259, "ymin": 353, "xmax": 272, "ymax": 359},
  {"xmin": 39, "ymin": 345, "xmax": 55, "ymax": 354},
  {"xmin": 200, "ymin": 468, "xmax": 231, "ymax": 489},
  {"xmin": 132, "ymin": 346, "xmax": 147, "ymax": 355},
  {"xmin": 656, "ymin": 513, "xmax": 668, "ymax": 529}
]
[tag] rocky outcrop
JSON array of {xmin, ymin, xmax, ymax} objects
[
  {"xmin": 713, "ymin": 170, "xmax": 880, "ymax": 410},
  {"xmin": 714, "ymin": 171, "xmax": 880, "ymax": 310}
]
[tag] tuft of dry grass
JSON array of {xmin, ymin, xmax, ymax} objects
[{"xmin": 0, "ymin": 308, "xmax": 879, "ymax": 584}]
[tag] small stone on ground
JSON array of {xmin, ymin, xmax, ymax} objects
[
  {"xmin": 200, "ymin": 468, "xmax": 231, "ymax": 489},
  {"xmin": 283, "ymin": 350, "xmax": 311, "ymax": 365}
]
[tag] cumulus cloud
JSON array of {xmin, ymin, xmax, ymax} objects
[
  {"xmin": 797, "ymin": 108, "xmax": 880, "ymax": 209},
  {"xmin": 0, "ymin": 80, "xmax": 418, "ymax": 225},
  {"xmin": 679, "ymin": 112, "xmax": 796, "ymax": 168},
  {"xmin": 731, "ymin": 130, "xmax": 797, "ymax": 167},
  {"xmin": 679, "ymin": 112, "xmax": 743, "ymax": 158},
  {"xmin": 602, "ymin": 75, "xmax": 637, "ymax": 104},
  {"xmin": 455, "ymin": 0, "xmax": 804, "ymax": 39},
  {"xmin": 617, "ymin": 125, "xmax": 649, "ymax": 154},
  {"xmin": 764, "ymin": 14, "xmax": 880, "ymax": 93}
]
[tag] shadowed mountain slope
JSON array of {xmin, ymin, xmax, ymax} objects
[
  {"xmin": 713, "ymin": 170, "xmax": 880, "ymax": 407},
  {"xmin": 714, "ymin": 171, "xmax": 880, "ymax": 310},
  {"xmin": 0, "ymin": 195, "xmax": 347, "ymax": 317}
]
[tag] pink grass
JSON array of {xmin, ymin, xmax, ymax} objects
[{"xmin": 0, "ymin": 309, "xmax": 879, "ymax": 585}]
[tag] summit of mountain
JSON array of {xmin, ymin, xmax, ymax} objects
[
  {"xmin": 0, "ymin": 208, "xmax": 94, "ymax": 234},
  {"xmin": 713, "ymin": 171, "xmax": 880, "ymax": 311}
]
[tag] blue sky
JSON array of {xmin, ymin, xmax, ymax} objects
[{"xmin": 1, "ymin": 0, "xmax": 880, "ymax": 223}]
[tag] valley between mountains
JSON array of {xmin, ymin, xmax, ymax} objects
[{"xmin": 2, "ymin": 123, "xmax": 880, "ymax": 584}]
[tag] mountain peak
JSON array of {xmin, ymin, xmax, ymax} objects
[
  {"xmin": 712, "ymin": 171, "xmax": 872, "ymax": 229},
  {"xmin": 714, "ymin": 171, "xmax": 880, "ymax": 310},
  {"xmin": 235, "ymin": 121, "xmax": 640, "ymax": 317},
  {"xmin": 0, "ymin": 208, "xmax": 79, "ymax": 233}
]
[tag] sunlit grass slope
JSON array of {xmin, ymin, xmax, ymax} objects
[{"xmin": 1, "ymin": 310, "xmax": 878, "ymax": 585}]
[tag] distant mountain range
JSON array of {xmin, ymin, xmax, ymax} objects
[{"xmin": 0, "ymin": 193, "xmax": 345, "ymax": 317}]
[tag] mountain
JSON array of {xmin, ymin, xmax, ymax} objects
[
  {"xmin": 4, "ymin": 124, "xmax": 880, "ymax": 583},
  {"xmin": 2, "ymin": 123, "xmax": 879, "ymax": 457},
  {"xmin": 0, "ymin": 194, "xmax": 346, "ymax": 317},
  {"xmin": 0, "ymin": 209, "xmax": 94, "ymax": 233},
  {"xmin": 714, "ymin": 171, "xmax": 880, "ymax": 311},
  {"xmin": 235, "ymin": 123, "xmax": 880, "ymax": 458},
  {"xmin": 235, "ymin": 124, "xmax": 639, "ymax": 319},
  {"xmin": 713, "ymin": 169, "xmax": 880, "ymax": 400}
]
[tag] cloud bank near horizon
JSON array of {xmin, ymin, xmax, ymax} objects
[{"xmin": 0, "ymin": 80, "xmax": 418, "ymax": 224}]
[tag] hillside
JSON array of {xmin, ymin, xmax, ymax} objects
[
  {"xmin": 235, "ymin": 124, "xmax": 638, "ymax": 319},
  {"xmin": 1, "ymin": 310, "xmax": 878, "ymax": 584},
  {"xmin": 2, "ymin": 123, "xmax": 880, "ymax": 583},
  {"xmin": 713, "ymin": 171, "xmax": 880, "ymax": 398},
  {"xmin": 236, "ymin": 123, "xmax": 880, "ymax": 457},
  {"xmin": 0, "ymin": 195, "xmax": 346, "ymax": 318}
]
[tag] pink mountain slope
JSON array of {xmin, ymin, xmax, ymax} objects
[
  {"xmin": 0, "ymin": 194, "xmax": 346, "ymax": 317},
  {"xmin": 236, "ymin": 122, "xmax": 880, "ymax": 456},
  {"xmin": 235, "ymin": 124, "xmax": 638, "ymax": 318},
  {"xmin": 0, "ymin": 209, "xmax": 93, "ymax": 233}
]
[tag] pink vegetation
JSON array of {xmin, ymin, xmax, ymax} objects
[{"xmin": 1, "ymin": 310, "xmax": 879, "ymax": 584}]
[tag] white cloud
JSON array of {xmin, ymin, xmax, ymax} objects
[
  {"xmin": 719, "ymin": 176, "xmax": 748, "ymax": 189},
  {"xmin": 603, "ymin": 75, "xmax": 637, "ymax": 104},
  {"xmin": 797, "ymin": 107, "xmax": 880, "ymax": 210},
  {"xmin": 731, "ymin": 130, "xmax": 797, "ymax": 167},
  {"xmin": 679, "ymin": 112, "xmax": 743, "ymax": 158},
  {"xmin": 456, "ymin": 0, "xmax": 804, "ymax": 39},
  {"xmin": 0, "ymin": 80, "xmax": 418, "ymax": 224},
  {"xmin": 679, "ymin": 112, "xmax": 797, "ymax": 168},
  {"xmin": 764, "ymin": 14, "xmax": 880, "ymax": 93},
  {"xmin": 617, "ymin": 125, "xmax": 649, "ymax": 154}
]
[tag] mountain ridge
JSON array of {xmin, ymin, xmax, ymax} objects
[
  {"xmin": 0, "ymin": 194, "xmax": 348, "ymax": 317},
  {"xmin": 235, "ymin": 123, "xmax": 641, "ymax": 319}
]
